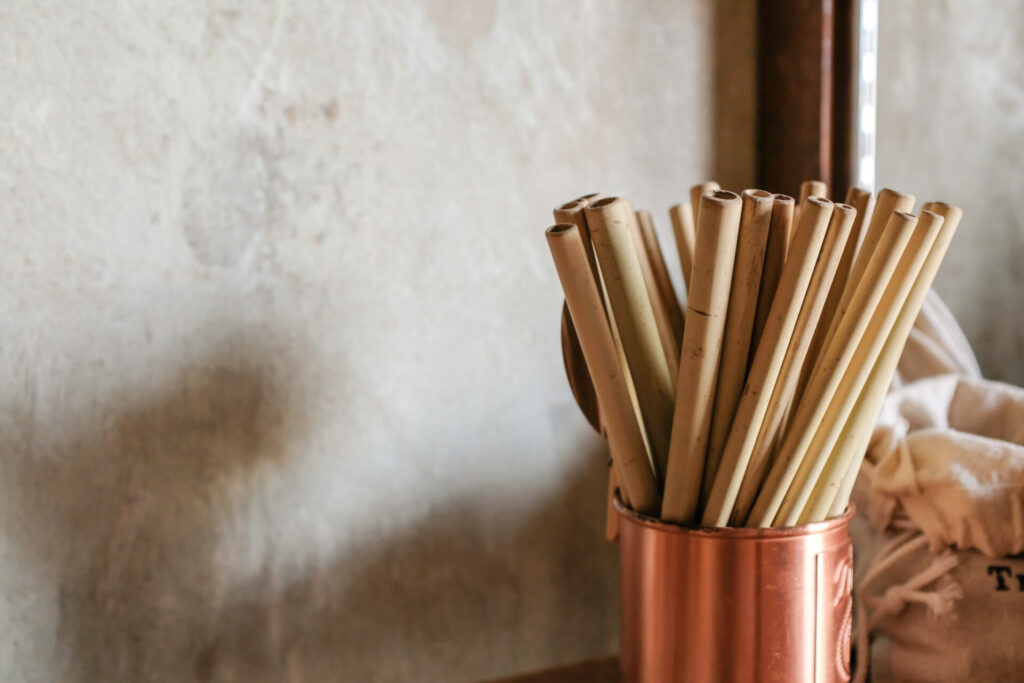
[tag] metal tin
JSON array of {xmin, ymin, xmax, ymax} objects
[{"xmin": 617, "ymin": 499, "xmax": 853, "ymax": 683}]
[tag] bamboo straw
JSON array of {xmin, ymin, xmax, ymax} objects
[
  {"xmin": 689, "ymin": 181, "xmax": 722, "ymax": 229},
  {"xmin": 554, "ymin": 200, "xmax": 598, "ymax": 276},
  {"xmin": 750, "ymin": 195, "xmax": 794, "ymax": 356},
  {"xmin": 775, "ymin": 210, "xmax": 944, "ymax": 526},
  {"xmin": 627, "ymin": 210, "xmax": 681, "ymax": 372},
  {"xmin": 729, "ymin": 203, "xmax": 856, "ymax": 523},
  {"xmin": 661, "ymin": 190, "xmax": 742, "ymax": 523},
  {"xmin": 677, "ymin": 181, "xmax": 722, "ymax": 296},
  {"xmin": 826, "ymin": 426, "xmax": 872, "ymax": 519},
  {"xmin": 552, "ymin": 199, "xmax": 645, "ymax": 508},
  {"xmin": 813, "ymin": 203, "xmax": 963, "ymax": 521},
  {"xmin": 555, "ymin": 196, "xmax": 612, "ymax": 420},
  {"xmin": 796, "ymin": 188, "xmax": 872, "ymax": 397},
  {"xmin": 606, "ymin": 464, "xmax": 620, "ymax": 540},
  {"xmin": 833, "ymin": 188, "xmax": 872, "ymax": 306},
  {"xmin": 586, "ymin": 198, "xmax": 676, "ymax": 480},
  {"xmin": 668, "ymin": 203, "xmax": 697, "ymax": 293},
  {"xmin": 555, "ymin": 195, "xmax": 646, "ymax": 436},
  {"xmin": 686, "ymin": 182, "xmax": 722, "ymax": 281},
  {"xmin": 800, "ymin": 189, "xmax": 900, "ymax": 390},
  {"xmin": 555, "ymin": 199, "xmax": 606, "ymax": 433},
  {"xmin": 700, "ymin": 197, "xmax": 835, "ymax": 526},
  {"xmin": 637, "ymin": 209, "xmax": 685, "ymax": 365},
  {"xmin": 702, "ymin": 189, "xmax": 773, "ymax": 502},
  {"xmin": 799, "ymin": 180, "xmax": 827, "ymax": 205},
  {"xmin": 555, "ymin": 195, "xmax": 622, "ymax": 534},
  {"xmin": 546, "ymin": 223, "xmax": 661, "ymax": 514},
  {"xmin": 555, "ymin": 196, "xmax": 652, "ymax": 459},
  {"xmin": 792, "ymin": 181, "xmax": 827, "ymax": 243},
  {"xmin": 555, "ymin": 195, "xmax": 622, "ymax": 361},
  {"xmin": 747, "ymin": 210, "xmax": 919, "ymax": 527},
  {"xmin": 554, "ymin": 199, "xmax": 607, "ymax": 317},
  {"xmin": 829, "ymin": 189, "xmax": 915, "ymax": 339}
]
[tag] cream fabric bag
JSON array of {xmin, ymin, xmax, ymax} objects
[
  {"xmin": 851, "ymin": 374, "xmax": 1024, "ymax": 682},
  {"xmin": 893, "ymin": 289, "xmax": 982, "ymax": 387},
  {"xmin": 851, "ymin": 292, "xmax": 1022, "ymax": 681}
]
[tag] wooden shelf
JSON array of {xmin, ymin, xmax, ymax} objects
[{"xmin": 484, "ymin": 656, "xmax": 619, "ymax": 682}]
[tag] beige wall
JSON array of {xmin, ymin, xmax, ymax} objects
[
  {"xmin": 6, "ymin": 2, "xmax": 1016, "ymax": 681},
  {"xmin": 0, "ymin": 2, "xmax": 753, "ymax": 681},
  {"xmin": 878, "ymin": 0, "xmax": 1024, "ymax": 384}
]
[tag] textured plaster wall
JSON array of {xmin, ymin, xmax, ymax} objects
[
  {"xmin": 877, "ymin": 0, "xmax": 1024, "ymax": 384},
  {"xmin": 0, "ymin": 2, "xmax": 753, "ymax": 681}
]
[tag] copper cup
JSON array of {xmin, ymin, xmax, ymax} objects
[{"xmin": 617, "ymin": 499, "xmax": 853, "ymax": 683}]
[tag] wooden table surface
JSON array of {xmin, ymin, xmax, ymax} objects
[{"xmin": 484, "ymin": 656, "xmax": 619, "ymax": 682}]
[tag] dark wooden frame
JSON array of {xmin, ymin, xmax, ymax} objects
[{"xmin": 756, "ymin": 0, "xmax": 858, "ymax": 198}]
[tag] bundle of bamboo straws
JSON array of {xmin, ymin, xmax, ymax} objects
[{"xmin": 545, "ymin": 182, "xmax": 962, "ymax": 529}]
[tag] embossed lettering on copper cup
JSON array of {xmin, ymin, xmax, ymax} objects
[{"xmin": 616, "ymin": 498, "xmax": 853, "ymax": 683}]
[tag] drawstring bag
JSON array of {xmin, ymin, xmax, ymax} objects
[
  {"xmin": 893, "ymin": 290, "xmax": 981, "ymax": 388},
  {"xmin": 850, "ymin": 373, "xmax": 1024, "ymax": 682}
]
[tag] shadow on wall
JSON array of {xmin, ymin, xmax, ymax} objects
[
  {"xmin": 4, "ymin": 330, "xmax": 304, "ymax": 682},
  {"xmin": 207, "ymin": 450, "xmax": 615, "ymax": 682},
  {"xmin": 5, "ymin": 327, "xmax": 616, "ymax": 682}
]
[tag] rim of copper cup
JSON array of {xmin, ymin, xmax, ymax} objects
[{"xmin": 613, "ymin": 495, "xmax": 854, "ymax": 539}]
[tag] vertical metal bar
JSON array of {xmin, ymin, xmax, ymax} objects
[{"xmin": 853, "ymin": 0, "xmax": 878, "ymax": 192}]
